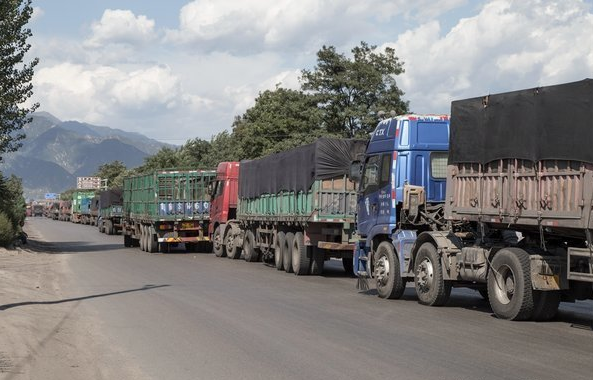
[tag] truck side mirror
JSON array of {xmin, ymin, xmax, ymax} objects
[
  {"xmin": 349, "ymin": 161, "xmax": 362, "ymax": 183},
  {"xmin": 207, "ymin": 182, "xmax": 215, "ymax": 196}
]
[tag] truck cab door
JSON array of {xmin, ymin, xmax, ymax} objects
[{"xmin": 357, "ymin": 155, "xmax": 381, "ymax": 236}]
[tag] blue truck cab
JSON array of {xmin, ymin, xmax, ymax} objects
[{"xmin": 353, "ymin": 114, "xmax": 450, "ymax": 296}]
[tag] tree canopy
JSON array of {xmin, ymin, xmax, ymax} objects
[
  {"xmin": 0, "ymin": 0, "xmax": 38, "ymax": 159},
  {"xmin": 135, "ymin": 41, "xmax": 408, "ymax": 170},
  {"xmin": 93, "ymin": 160, "xmax": 127, "ymax": 189},
  {"xmin": 301, "ymin": 41, "xmax": 408, "ymax": 137}
]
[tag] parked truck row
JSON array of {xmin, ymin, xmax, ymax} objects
[{"xmin": 44, "ymin": 79, "xmax": 593, "ymax": 322}]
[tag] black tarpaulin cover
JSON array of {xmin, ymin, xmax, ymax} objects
[
  {"xmin": 449, "ymin": 78, "xmax": 593, "ymax": 164},
  {"xmin": 99, "ymin": 188, "xmax": 123, "ymax": 208},
  {"xmin": 239, "ymin": 138, "xmax": 367, "ymax": 199}
]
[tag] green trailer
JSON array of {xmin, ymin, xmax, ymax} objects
[
  {"xmin": 217, "ymin": 138, "xmax": 366, "ymax": 275},
  {"xmin": 71, "ymin": 190, "xmax": 96, "ymax": 224},
  {"xmin": 122, "ymin": 169, "xmax": 216, "ymax": 253}
]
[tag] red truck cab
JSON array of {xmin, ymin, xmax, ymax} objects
[{"xmin": 209, "ymin": 162, "xmax": 240, "ymax": 238}]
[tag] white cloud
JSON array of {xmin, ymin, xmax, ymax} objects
[
  {"xmin": 31, "ymin": 6, "xmax": 44, "ymax": 22},
  {"xmin": 164, "ymin": 0, "xmax": 470, "ymax": 54},
  {"xmin": 32, "ymin": 62, "xmax": 214, "ymax": 139},
  {"xmin": 85, "ymin": 9, "xmax": 157, "ymax": 48},
  {"xmin": 386, "ymin": 0, "xmax": 593, "ymax": 114}
]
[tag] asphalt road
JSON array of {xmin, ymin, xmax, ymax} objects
[{"xmin": 25, "ymin": 218, "xmax": 593, "ymax": 380}]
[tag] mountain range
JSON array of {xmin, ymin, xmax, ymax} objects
[{"xmin": 0, "ymin": 112, "xmax": 171, "ymax": 200}]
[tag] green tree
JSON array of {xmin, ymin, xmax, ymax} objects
[
  {"xmin": 0, "ymin": 0, "xmax": 39, "ymax": 159},
  {"xmin": 232, "ymin": 87, "xmax": 325, "ymax": 159},
  {"xmin": 178, "ymin": 138, "xmax": 211, "ymax": 167},
  {"xmin": 301, "ymin": 41, "xmax": 408, "ymax": 137},
  {"xmin": 137, "ymin": 147, "xmax": 182, "ymax": 173},
  {"xmin": 201, "ymin": 131, "xmax": 240, "ymax": 167},
  {"xmin": 0, "ymin": 174, "xmax": 26, "ymax": 243},
  {"xmin": 94, "ymin": 160, "xmax": 127, "ymax": 189}
]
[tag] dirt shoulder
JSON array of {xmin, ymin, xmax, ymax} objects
[{"xmin": 0, "ymin": 221, "xmax": 146, "ymax": 380}]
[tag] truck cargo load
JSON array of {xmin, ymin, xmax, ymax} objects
[
  {"xmin": 122, "ymin": 169, "xmax": 216, "ymax": 253},
  {"xmin": 211, "ymin": 138, "xmax": 366, "ymax": 275}
]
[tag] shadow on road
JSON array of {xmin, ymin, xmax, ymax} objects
[
  {"xmin": 26, "ymin": 239, "xmax": 127, "ymax": 254},
  {"xmin": 358, "ymin": 286, "xmax": 593, "ymax": 328},
  {"xmin": 0, "ymin": 284, "xmax": 170, "ymax": 311}
]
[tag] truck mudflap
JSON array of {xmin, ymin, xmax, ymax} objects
[{"xmin": 158, "ymin": 236, "xmax": 211, "ymax": 243}]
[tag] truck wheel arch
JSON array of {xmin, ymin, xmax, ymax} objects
[{"xmin": 410, "ymin": 231, "xmax": 462, "ymax": 275}]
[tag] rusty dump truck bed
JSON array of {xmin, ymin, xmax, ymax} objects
[{"xmin": 445, "ymin": 79, "xmax": 593, "ymax": 236}]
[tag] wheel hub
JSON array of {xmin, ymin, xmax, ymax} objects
[
  {"xmin": 416, "ymin": 258, "xmax": 434, "ymax": 293},
  {"xmin": 374, "ymin": 256, "xmax": 390, "ymax": 285},
  {"xmin": 493, "ymin": 265, "xmax": 515, "ymax": 305}
]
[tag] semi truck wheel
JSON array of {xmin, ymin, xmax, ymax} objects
[
  {"xmin": 283, "ymin": 232, "xmax": 294, "ymax": 273},
  {"xmin": 140, "ymin": 225, "xmax": 147, "ymax": 252},
  {"xmin": 148, "ymin": 226, "xmax": 158, "ymax": 253},
  {"xmin": 531, "ymin": 290, "xmax": 560, "ymax": 321},
  {"xmin": 225, "ymin": 226, "xmax": 241, "ymax": 259},
  {"xmin": 274, "ymin": 232, "xmax": 285, "ymax": 270},
  {"xmin": 375, "ymin": 241, "xmax": 406, "ymax": 299},
  {"xmin": 487, "ymin": 247, "xmax": 534, "ymax": 320},
  {"xmin": 243, "ymin": 230, "xmax": 259, "ymax": 262},
  {"xmin": 292, "ymin": 231, "xmax": 310, "ymax": 275},
  {"xmin": 414, "ymin": 242, "xmax": 451, "ymax": 306},
  {"xmin": 213, "ymin": 226, "xmax": 226, "ymax": 257}
]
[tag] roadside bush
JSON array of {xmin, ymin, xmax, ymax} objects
[{"xmin": 0, "ymin": 211, "xmax": 15, "ymax": 247}]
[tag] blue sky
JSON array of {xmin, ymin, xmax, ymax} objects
[{"xmin": 27, "ymin": 0, "xmax": 593, "ymax": 143}]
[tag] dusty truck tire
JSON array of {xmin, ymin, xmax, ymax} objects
[
  {"xmin": 487, "ymin": 247, "xmax": 534, "ymax": 321},
  {"xmin": 283, "ymin": 232, "xmax": 294, "ymax": 273},
  {"xmin": 213, "ymin": 225, "xmax": 226, "ymax": 257},
  {"xmin": 274, "ymin": 232, "xmax": 285, "ymax": 270},
  {"xmin": 375, "ymin": 241, "xmax": 406, "ymax": 299},
  {"xmin": 225, "ymin": 226, "xmax": 242, "ymax": 259},
  {"xmin": 292, "ymin": 231, "xmax": 310, "ymax": 275},
  {"xmin": 139, "ymin": 225, "xmax": 146, "ymax": 251},
  {"xmin": 243, "ymin": 230, "xmax": 259, "ymax": 262},
  {"xmin": 414, "ymin": 242, "xmax": 451, "ymax": 306}
]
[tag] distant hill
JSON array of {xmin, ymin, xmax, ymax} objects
[{"xmin": 0, "ymin": 112, "xmax": 172, "ymax": 200}]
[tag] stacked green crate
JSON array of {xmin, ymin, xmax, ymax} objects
[{"xmin": 123, "ymin": 170, "xmax": 216, "ymax": 221}]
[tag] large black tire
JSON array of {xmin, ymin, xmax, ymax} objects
[
  {"xmin": 139, "ymin": 225, "xmax": 146, "ymax": 251},
  {"xmin": 274, "ymin": 232, "xmax": 285, "ymax": 270},
  {"xmin": 292, "ymin": 231, "xmax": 310, "ymax": 275},
  {"xmin": 243, "ymin": 230, "xmax": 259, "ymax": 262},
  {"xmin": 213, "ymin": 225, "xmax": 226, "ymax": 257},
  {"xmin": 342, "ymin": 257, "xmax": 354, "ymax": 276},
  {"xmin": 414, "ymin": 242, "xmax": 451, "ymax": 306},
  {"xmin": 531, "ymin": 290, "xmax": 560, "ymax": 321},
  {"xmin": 487, "ymin": 247, "xmax": 534, "ymax": 320},
  {"xmin": 375, "ymin": 241, "xmax": 406, "ymax": 299},
  {"xmin": 124, "ymin": 234, "xmax": 132, "ymax": 247},
  {"xmin": 283, "ymin": 232, "xmax": 294, "ymax": 273},
  {"xmin": 225, "ymin": 227, "xmax": 241, "ymax": 259},
  {"xmin": 310, "ymin": 248, "xmax": 325, "ymax": 275},
  {"xmin": 148, "ymin": 226, "xmax": 158, "ymax": 253}
]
